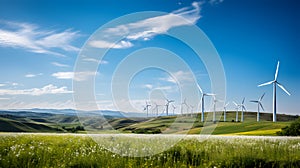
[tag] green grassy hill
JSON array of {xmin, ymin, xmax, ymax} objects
[
  {"xmin": 0, "ymin": 111, "xmax": 298, "ymax": 135},
  {"xmin": 110, "ymin": 111, "xmax": 298, "ymax": 135},
  {"xmin": 0, "ymin": 116, "xmax": 57, "ymax": 132}
]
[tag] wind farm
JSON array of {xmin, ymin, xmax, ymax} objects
[
  {"xmin": 134, "ymin": 61, "xmax": 293, "ymax": 127},
  {"xmin": 0, "ymin": 0, "xmax": 299, "ymax": 167}
]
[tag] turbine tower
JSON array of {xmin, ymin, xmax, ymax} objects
[
  {"xmin": 233, "ymin": 101, "xmax": 240, "ymax": 122},
  {"xmin": 212, "ymin": 96, "xmax": 221, "ymax": 122},
  {"xmin": 258, "ymin": 61, "xmax": 291, "ymax": 122},
  {"xmin": 165, "ymin": 98, "xmax": 174, "ymax": 116},
  {"xmin": 197, "ymin": 84, "xmax": 215, "ymax": 122},
  {"xmin": 143, "ymin": 101, "xmax": 151, "ymax": 117},
  {"xmin": 250, "ymin": 93, "xmax": 265, "ymax": 122},
  {"xmin": 223, "ymin": 102, "xmax": 229, "ymax": 122}
]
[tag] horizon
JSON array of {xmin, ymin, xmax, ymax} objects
[{"xmin": 0, "ymin": 0, "xmax": 299, "ymax": 116}]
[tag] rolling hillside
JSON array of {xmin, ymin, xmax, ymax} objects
[{"xmin": 0, "ymin": 110, "xmax": 298, "ymax": 135}]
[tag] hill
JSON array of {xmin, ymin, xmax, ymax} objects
[{"xmin": 0, "ymin": 110, "xmax": 298, "ymax": 135}]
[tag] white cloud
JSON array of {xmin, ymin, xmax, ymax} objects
[
  {"xmin": 0, "ymin": 21, "xmax": 80, "ymax": 56},
  {"xmin": 0, "ymin": 84, "xmax": 72, "ymax": 96},
  {"xmin": 89, "ymin": 40, "xmax": 133, "ymax": 49},
  {"xmin": 154, "ymin": 86, "xmax": 173, "ymax": 90},
  {"xmin": 25, "ymin": 73, "xmax": 43, "ymax": 78},
  {"xmin": 89, "ymin": 1, "xmax": 202, "ymax": 49},
  {"xmin": 143, "ymin": 84, "xmax": 153, "ymax": 89},
  {"xmin": 82, "ymin": 56, "xmax": 109, "ymax": 64},
  {"xmin": 0, "ymin": 84, "xmax": 6, "ymax": 87},
  {"xmin": 52, "ymin": 71, "xmax": 97, "ymax": 81},
  {"xmin": 160, "ymin": 71, "xmax": 194, "ymax": 84},
  {"xmin": 52, "ymin": 72, "xmax": 74, "ymax": 80},
  {"xmin": 51, "ymin": 62, "xmax": 70, "ymax": 67}
]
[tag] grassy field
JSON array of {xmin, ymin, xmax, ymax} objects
[
  {"xmin": 115, "ymin": 112, "xmax": 294, "ymax": 135},
  {"xmin": 0, "ymin": 134, "xmax": 299, "ymax": 167},
  {"xmin": 0, "ymin": 111, "xmax": 298, "ymax": 136}
]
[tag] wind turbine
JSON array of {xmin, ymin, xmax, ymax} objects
[
  {"xmin": 239, "ymin": 98, "xmax": 247, "ymax": 122},
  {"xmin": 143, "ymin": 101, "xmax": 151, "ymax": 117},
  {"xmin": 250, "ymin": 93, "xmax": 265, "ymax": 122},
  {"xmin": 197, "ymin": 84, "xmax": 215, "ymax": 122},
  {"xmin": 190, "ymin": 105, "xmax": 194, "ymax": 117},
  {"xmin": 233, "ymin": 101, "xmax": 240, "ymax": 122},
  {"xmin": 223, "ymin": 102, "xmax": 230, "ymax": 122},
  {"xmin": 152, "ymin": 102, "xmax": 161, "ymax": 116},
  {"xmin": 181, "ymin": 98, "xmax": 189, "ymax": 116},
  {"xmin": 165, "ymin": 98, "xmax": 174, "ymax": 116},
  {"xmin": 258, "ymin": 61, "xmax": 291, "ymax": 122},
  {"xmin": 172, "ymin": 104, "xmax": 176, "ymax": 115}
]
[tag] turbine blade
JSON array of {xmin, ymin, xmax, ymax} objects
[
  {"xmin": 277, "ymin": 82, "xmax": 291, "ymax": 96},
  {"xmin": 275, "ymin": 61, "xmax": 280, "ymax": 81},
  {"xmin": 242, "ymin": 106, "xmax": 247, "ymax": 112},
  {"xmin": 197, "ymin": 84, "xmax": 203, "ymax": 94},
  {"xmin": 242, "ymin": 97, "xmax": 245, "ymax": 104},
  {"xmin": 250, "ymin": 100, "xmax": 259, "ymax": 103},
  {"xmin": 206, "ymin": 93, "xmax": 216, "ymax": 96},
  {"xmin": 259, "ymin": 102, "xmax": 265, "ymax": 111},
  {"xmin": 259, "ymin": 93, "xmax": 266, "ymax": 101},
  {"xmin": 258, "ymin": 81, "xmax": 273, "ymax": 87},
  {"xmin": 233, "ymin": 101, "xmax": 238, "ymax": 106},
  {"xmin": 225, "ymin": 102, "xmax": 230, "ymax": 107}
]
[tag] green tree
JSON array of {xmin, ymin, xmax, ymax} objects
[{"xmin": 277, "ymin": 118, "xmax": 300, "ymax": 136}]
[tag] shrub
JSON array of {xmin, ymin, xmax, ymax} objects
[{"xmin": 277, "ymin": 118, "xmax": 300, "ymax": 136}]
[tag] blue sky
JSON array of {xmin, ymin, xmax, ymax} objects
[{"xmin": 0, "ymin": 0, "xmax": 299, "ymax": 115}]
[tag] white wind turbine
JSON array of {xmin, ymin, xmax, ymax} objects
[
  {"xmin": 197, "ymin": 84, "xmax": 215, "ymax": 122},
  {"xmin": 239, "ymin": 98, "xmax": 247, "ymax": 122},
  {"xmin": 181, "ymin": 98, "xmax": 189, "ymax": 116},
  {"xmin": 143, "ymin": 101, "xmax": 151, "ymax": 117},
  {"xmin": 258, "ymin": 61, "xmax": 291, "ymax": 122},
  {"xmin": 223, "ymin": 102, "xmax": 230, "ymax": 122},
  {"xmin": 165, "ymin": 98, "xmax": 174, "ymax": 116},
  {"xmin": 250, "ymin": 93, "xmax": 265, "ymax": 122},
  {"xmin": 190, "ymin": 105, "xmax": 194, "ymax": 117},
  {"xmin": 152, "ymin": 102, "xmax": 161, "ymax": 116},
  {"xmin": 233, "ymin": 101, "xmax": 240, "ymax": 122},
  {"xmin": 172, "ymin": 104, "xmax": 176, "ymax": 115}
]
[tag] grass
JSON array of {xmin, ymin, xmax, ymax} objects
[
  {"xmin": 0, "ymin": 111, "xmax": 298, "ymax": 136},
  {"xmin": 0, "ymin": 134, "xmax": 299, "ymax": 167}
]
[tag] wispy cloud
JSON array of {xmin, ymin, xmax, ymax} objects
[
  {"xmin": 25, "ymin": 73, "xmax": 43, "ymax": 78},
  {"xmin": 0, "ymin": 84, "xmax": 72, "ymax": 96},
  {"xmin": 0, "ymin": 21, "xmax": 80, "ymax": 56},
  {"xmin": 51, "ymin": 72, "xmax": 74, "ymax": 80},
  {"xmin": 51, "ymin": 62, "xmax": 70, "ymax": 68},
  {"xmin": 89, "ymin": 1, "xmax": 202, "ymax": 49},
  {"xmin": 160, "ymin": 71, "xmax": 194, "ymax": 84},
  {"xmin": 52, "ymin": 71, "xmax": 97, "ymax": 81},
  {"xmin": 89, "ymin": 40, "xmax": 133, "ymax": 49},
  {"xmin": 143, "ymin": 84, "xmax": 153, "ymax": 89},
  {"xmin": 82, "ymin": 55, "xmax": 109, "ymax": 64}
]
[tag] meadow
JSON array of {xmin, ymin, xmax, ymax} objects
[{"xmin": 0, "ymin": 133, "xmax": 299, "ymax": 168}]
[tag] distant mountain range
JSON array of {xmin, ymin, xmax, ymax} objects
[{"xmin": 4, "ymin": 108, "xmax": 147, "ymax": 118}]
